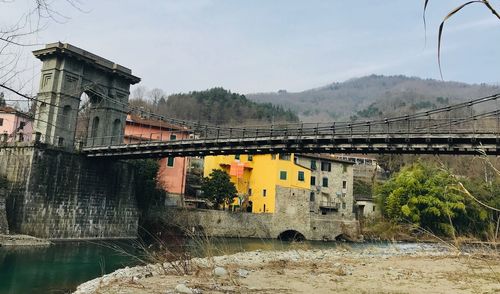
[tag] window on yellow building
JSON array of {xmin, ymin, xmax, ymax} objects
[
  {"xmin": 263, "ymin": 204, "xmax": 266, "ymax": 212},
  {"xmin": 271, "ymin": 154, "xmax": 276, "ymax": 160},
  {"xmin": 248, "ymin": 188, "xmax": 252, "ymax": 195},
  {"xmin": 298, "ymin": 171, "xmax": 304, "ymax": 181},
  {"xmin": 279, "ymin": 153, "xmax": 290, "ymax": 160},
  {"xmin": 279, "ymin": 171, "xmax": 287, "ymax": 180},
  {"xmin": 167, "ymin": 157, "xmax": 175, "ymax": 167},
  {"xmin": 322, "ymin": 177, "xmax": 328, "ymax": 187},
  {"xmin": 235, "ymin": 154, "xmax": 240, "ymax": 160},
  {"xmin": 310, "ymin": 176, "xmax": 316, "ymax": 186},
  {"xmin": 248, "ymin": 155, "xmax": 253, "ymax": 161},
  {"xmin": 263, "ymin": 189, "xmax": 267, "ymax": 196}
]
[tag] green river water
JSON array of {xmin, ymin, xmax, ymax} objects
[
  {"xmin": 0, "ymin": 238, "xmax": 444, "ymax": 294},
  {"xmin": 0, "ymin": 238, "xmax": 348, "ymax": 293}
]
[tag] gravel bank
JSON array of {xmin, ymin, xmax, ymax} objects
[
  {"xmin": 0, "ymin": 234, "xmax": 52, "ymax": 247},
  {"xmin": 74, "ymin": 243, "xmax": 500, "ymax": 294}
]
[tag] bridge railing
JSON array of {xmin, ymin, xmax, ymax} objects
[
  {"xmin": 0, "ymin": 131, "xmax": 87, "ymax": 150},
  {"xmin": 84, "ymin": 93, "xmax": 500, "ymax": 147},
  {"xmin": 82, "ymin": 116, "xmax": 500, "ymax": 148}
]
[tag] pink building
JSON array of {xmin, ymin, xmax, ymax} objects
[
  {"xmin": 0, "ymin": 106, "xmax": 33, "ymax": 143},
  {"xmin": 124, "ymin": 114, "xmax": 191, "ymax": 205}
]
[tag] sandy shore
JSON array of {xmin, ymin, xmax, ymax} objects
[{"xmin": 74, "ymin": 243, "xmax": 500, "ymax": 294}]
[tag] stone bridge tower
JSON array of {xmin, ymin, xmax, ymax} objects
[{"xmin": 33, "ymin": 42, "xmax": 140, "ymax": 148}]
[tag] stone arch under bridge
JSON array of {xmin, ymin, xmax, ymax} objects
[{"xmin": 33, "ymin": 42, "xmax": 140, "ymax": 148}]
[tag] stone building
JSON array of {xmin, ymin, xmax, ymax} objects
[
  {"xmin": 295, "ymin": 154, "xmax": 355, "ymax": 219},
  {"xmin": 354, "ymin": 194, "xmax": 377, "ymax": 218},
  {"xmin": 334, "ymin": 154, "xmax": 383, "ymax": 218}
]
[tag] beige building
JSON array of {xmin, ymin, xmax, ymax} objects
[{"xmin": 354, "ymin": 195, "xmax": 378, "ymax": 218}]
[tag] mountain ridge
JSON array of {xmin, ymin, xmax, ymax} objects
[{"xmin": 247, "ymin": 75, "xmax": 500, "ymax": 122}]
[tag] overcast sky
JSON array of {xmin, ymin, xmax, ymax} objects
[{"xmin": 2, "ymin": 0, "xmax": 500, "ymax": 96}]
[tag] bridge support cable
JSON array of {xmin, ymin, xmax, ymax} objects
[{"xmin": 76, "ymin": 88, "xmax": 500, "ymax": 157}]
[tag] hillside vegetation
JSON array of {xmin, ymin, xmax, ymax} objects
[
  {"xmin": 131, "ymin": 87, "xmax": 298, "ymax": 125},
  {"xmin": 248, "ymin": 75, "xmax": 500, "ymax": 122}
]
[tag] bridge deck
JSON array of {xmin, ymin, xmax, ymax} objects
[{"xmin": 81, "ymin": 133, "xmax": 500, "ymax": 158}]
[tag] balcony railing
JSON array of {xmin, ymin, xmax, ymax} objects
[{"xmin": 319, "ymin": 200, "xmax": 340, "ymax": 209}]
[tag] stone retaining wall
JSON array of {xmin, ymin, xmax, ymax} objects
[
  {"xmin": 164, "ymin": 185, "xmax": 359, "ymax": 242},
  {"xmin": 163, "ymin": 184, "xmax": 359, "ymax": 241},
  {"xmin": 0, "ymin": 144, "xmax": 139, "ymax": 239},
  {"xmin": 0, "ymin": 189, "xmax": 8, "ymax": 234}
]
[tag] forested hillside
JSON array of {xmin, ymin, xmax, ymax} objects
[
  {"xmin": 130, "ymin": 87, "xmax": 298, "ymax": 125},
  {"xmin": 248, "ymin": 75, "xmax": 500, "ymax": 122}
]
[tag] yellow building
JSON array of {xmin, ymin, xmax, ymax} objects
[{"xmin": 203, "ymin": 153, "xmax": 311, "ymax": 213}]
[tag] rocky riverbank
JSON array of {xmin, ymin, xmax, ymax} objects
[
  {"xmin": 0, "ymin": 234, "xmax": 52, "ymax": 247},
  {"xmin": 74, "ymin": 243, "xmax": 500, "ymax": 294}
]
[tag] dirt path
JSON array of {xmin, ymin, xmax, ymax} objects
[{"xmin": 75, "ymin": 245, "xmax": 500, "ymax": 294}]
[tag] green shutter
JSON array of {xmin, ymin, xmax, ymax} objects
[{"xmin": 167, "ymin": 157, "xmax": 175, "ymax": 167}]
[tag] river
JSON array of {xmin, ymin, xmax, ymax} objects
[{"xmin": 0, "ymin": 238, "xmax": 448, "ymax": 294}]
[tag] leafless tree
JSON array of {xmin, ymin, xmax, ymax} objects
[
  {"xmin": 148, "ymin": 88, "xmax": 165, "ymax": 111},
  {"xmin": 0, "ymin": 0, "xmax": 83, "ymax": 95},
  {"xmin": 132, "ymin": 85, "xmax": 148, "ymax": 100}
]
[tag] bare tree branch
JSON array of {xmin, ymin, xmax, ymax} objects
[
  {"xmin": 424, "ymin": 0, "xmax": 500, "ymax": 79},
  {"xmin": 0, "ymin": 0, "xmax": 83, "ymax": 96}
]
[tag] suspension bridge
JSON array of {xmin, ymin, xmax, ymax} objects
[
  {"xmin": 4, "ymin": 42, "xmax": 500, "ymax": 159},
  {"xmin": 79, "ymin": 91, "xmax": 500, "ymax": 158}
]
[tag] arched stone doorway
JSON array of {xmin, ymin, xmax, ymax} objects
[{"xmin": 32, "ymin": 42, "xmax": 140, "ymax": 148}]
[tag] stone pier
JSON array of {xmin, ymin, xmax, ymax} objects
[
  {"xmin": 0, "ymin": 189, "xmax": 8, "ymax": 234},
  {"xmin": 0, "ymin": 144, "xmax": 138, "ymax": 239}
]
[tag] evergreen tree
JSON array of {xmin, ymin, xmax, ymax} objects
[{"xmin": 201, "ymin": 169, "xmax": 237, "ymax": 209}]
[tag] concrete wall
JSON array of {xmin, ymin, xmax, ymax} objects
[{"xmin": 0, "ymin": 145, "xmax": 139, "ymax": 239}]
